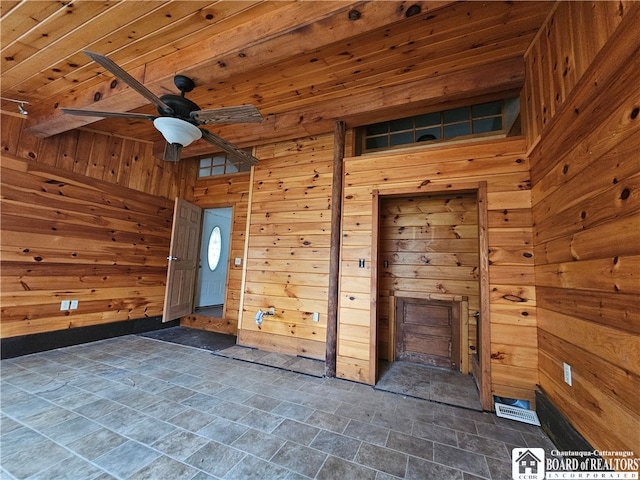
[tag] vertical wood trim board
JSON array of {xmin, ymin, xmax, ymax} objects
[
  {"xmin": 238, "ymin": 166, "xmax": 256, "ymax": 333},
  {"xmin": 326, "ymin": 121, "xmax": 346, "ymax": 377},
  {"xmin": 369, "ymin": 190, "xmax": 380, "ymax": 385},
  {"xmin": 477, "ymin": 182, "xmax": 493, "ymax": 410}
]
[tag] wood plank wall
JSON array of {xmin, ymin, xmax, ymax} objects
[
  {"xmin": 236, "ymin": 134, "xmax": 338, "ymax": 359},
  {"xmin": 378, "ymin": 193, "xmax": 479, "ymax": 372},
  {"xmin": 1, "ymin": 114, "xmax": 192, "ymax": 338},
  {"xmin": 338, "ymin": 137, "xmax": 537, "ymax": 405},
  {"xmin": 181, "ymin": 172, "xmax": 252, "ymax": 335},
  {"xmin": 524, "ymin": 2, "xmax": 640, "ymax": 455}
]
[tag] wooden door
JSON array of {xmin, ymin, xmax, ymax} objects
[
  {"xmin": 396, "ymin": 297, "xmax": 461, "ymax": 369},
  {"xmin": 163, "ymin": 198, "xmax": 202, "ymax": 322}
]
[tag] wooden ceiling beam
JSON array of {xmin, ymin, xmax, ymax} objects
[
  {"xmin": 24, "ymin": 1, "xmax": 454, "ymax": 138},
  {"xmin": 178, "ymin": 56, "xmax": 525, "ymax": 158},
  {"xmin": 187, "ymin": 1, "xmax": 543, "ymax": 114}
]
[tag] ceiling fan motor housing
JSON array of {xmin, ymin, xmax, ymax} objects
[{"xmin": 158, "ymin": 94, "xmax": 201, "ymax": 121}]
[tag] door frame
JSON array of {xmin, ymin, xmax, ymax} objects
[
  {"xmin": 371, "ymin": 181, "xmax": 492, "ymax": 410},
  {"xmin": 195, "ymin": 207, "xmax": 234, "ymax": 312}
]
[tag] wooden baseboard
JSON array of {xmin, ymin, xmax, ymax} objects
[
  {"xmin": 180, "ymin": 314, "xmax": 237, "ymax": 335},
  {"xmin": 1, "ymin": 316, "xmax": 178, "ymax": 359}
]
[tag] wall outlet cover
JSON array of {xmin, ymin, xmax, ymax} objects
[{"xmin": 563, "ymin": 362, "xmax": 572, "ymax": 386}]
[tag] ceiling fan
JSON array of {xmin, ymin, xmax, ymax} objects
[{"xmin": 62, "ymin": 50, "xmax": 262, "ymax": 164}]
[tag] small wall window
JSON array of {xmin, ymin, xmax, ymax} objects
[
  {"xmin": 207, "ymin": 226, "xmax": 222, "ymax": 270},
  {"xmin": 197, "ymin": 152, "xmax": 252, "ymax": 178},
  {"xmin": 357, "ymin": 98, "xmax": 519, "ymax": 155}
]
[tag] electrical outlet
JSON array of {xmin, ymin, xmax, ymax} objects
[
  {"xmin": 60, "ymin": 300, "xmax": 70, "ymax": 310},
  {"xmin": 70, "ymin": 300, "xmax": 79, "ymax": 310},
  {"xmin": 313, "ymin": 312, "xmax": 320, "ymax": 322},
  {"xmin": 563, "ymin": 362, "xmax": 572, "ymax": 386}
]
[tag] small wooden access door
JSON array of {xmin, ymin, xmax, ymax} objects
[{"xmin": 395, "ymin": 297, "xmax": 461, "ymax": 369}]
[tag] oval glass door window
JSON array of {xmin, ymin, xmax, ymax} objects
[{"xmin": 207, "ymin": 225, "xmax": 222, "ymax": 270}]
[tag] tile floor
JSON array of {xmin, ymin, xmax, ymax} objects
[
  {"xmin": 376, "ymin": 361, "xmax": 482, "ymax": 411},
  {"xmin": 1, "ymin": 335, "xmax": 556, "ymax": 479},
  {"xmin": 215, "ymin": 345, "xmax": 325, "ymax": 378}
]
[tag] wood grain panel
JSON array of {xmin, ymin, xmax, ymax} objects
[
  {"xmin": 0, "ymin": 111, "xmax": 192, "ymax": 339},
  {"xmin": 237, "ymin": 134, "xmax": 335, "ymax": 356},
  {"xmin": 528, "ymin": 1, "xmax": 640, "ymax": 456},
  {"xmin": 378, "ymin": 194, "xmax": 479, "ymax": 368},
  {"xmin": 0, "ymin": 155, "xmax": 175, "ymax": 338},
  {"xmin": 340, "ymin": 136, "xmax": 536, "ymax": 401},
  {"xmin": 1, "ymin": 114, "xmax": 193, "ymax": 199}
]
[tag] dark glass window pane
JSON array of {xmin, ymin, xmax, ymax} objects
[
  {"xmin": 472, "ymin": 101, "xmax": 502, "ymax": 118},
  {"xmin": 443, "ymin": 122, "xmax": 471, "ymax": 138},
  {"xmin": 416, "ymin": 128, "xmax": 440, "ymax": 141},
  {"xmin": 237, "ymin": 162, "xmax": 251, "ymax": 172},
  {"xmin": 390, "ymin": 131, "xmax": 413, "ymax": 146},
  {"xmin": 415, "ymin": 112, "xmax": 440, "ymax": 128},
  {"xmin": 366, "ymin": 136, "xmax": 388, "ymax": 149},
  {"xmin": 473, "ymin": 117, "xmax": 502, "ymax": 133},
  {"xmin": 366, "ymin": 122, "xmax": 388, "ymax": 135},
  {"xmin": 443, "ymin": 107, "xmax": 470, "ymax": 123},
  {"xmin": 390, "ymin": 117, "xmax": 413, "ymax": 132}
]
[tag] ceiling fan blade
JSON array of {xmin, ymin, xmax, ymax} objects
[
  {"xmin": 83, "ymin": 50, "xmax": 173, "ymax": 114},
  {"xmin": 200, "ymin": 128, "xmax": 259, "ymax": 166},
  {"xmin": 163, "ymin": 143, "xmax": 182, "ymax": 162},
  {"xmin": 191, "ymin": 105, "xmax": 263, "ymax": 125},
  {"xmin": 62, "ymin": 108, "xmax": 157, "ymax": 121}
]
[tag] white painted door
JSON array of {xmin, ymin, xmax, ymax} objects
[{"xmin": 196, "ymin": 207, "xmax": 232, "ymax": 307}]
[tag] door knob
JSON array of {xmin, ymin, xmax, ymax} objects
[{"xmin": 167, "ymin": 256, "xmax": 178, "ymax": 261}]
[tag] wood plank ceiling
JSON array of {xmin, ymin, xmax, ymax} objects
[{"xmin": 1, "ymin": 1, "xmax": 554, "ymax": 158}]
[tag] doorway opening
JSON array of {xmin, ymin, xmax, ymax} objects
[
  {"xmin": 195, "ymin": 207, "xmax": 233, "ymax": 318},
  {"xmin": 374, "ymin": 190, "xmax": 485, "ymax": 409}
]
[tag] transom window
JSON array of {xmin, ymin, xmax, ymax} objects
[
  {"xmin": 197, "ymin": 152, "xmax": 251, "ymax": 178},
  {"xmin": 357, "ymin": 98, "xmax": 519, "ymax": 154}
]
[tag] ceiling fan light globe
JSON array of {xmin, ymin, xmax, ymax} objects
[{"xmin": 153, "ymin": 117, "xmax": 202, "ymax": 147}]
